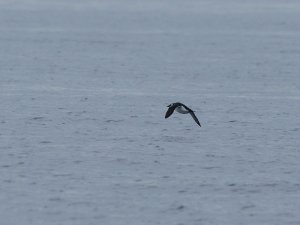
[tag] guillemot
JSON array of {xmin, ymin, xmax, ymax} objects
[{"xmin": 165, "ymin": 102, "xmax": 201, "ymax": 127}]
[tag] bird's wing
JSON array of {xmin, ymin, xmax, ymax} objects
[
  {"xmin": 165, "ymin": 105, "xmax": 176, "ymax": 118},
  {"xmin": 189, "ymin": 111, "xmax": 201, "ymax": 127}
]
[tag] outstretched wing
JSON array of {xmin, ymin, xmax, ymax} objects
[
  {"xmin": 165, "ymin": 106, "xmax": 176, "ymax": 118},
  {"xmin": 189, "ymin": 111, "xmax": 201, "ymax": 127}
]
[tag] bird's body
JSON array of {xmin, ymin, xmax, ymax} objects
[
  {"xmin": 175, "ymin": 105, "xmax": 189, "ymax": 114},
  {"xmin": 165, "ymin": 102, "xmax": 201, "ymax": 127}
]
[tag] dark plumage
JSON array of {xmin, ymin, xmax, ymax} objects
[{"xmin": 165, "ymin": 102, "xmax": 201, "ymax": 127}]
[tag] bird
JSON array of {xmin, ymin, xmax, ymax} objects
[{"xmin": 165, "ymin": 102, "xmax": 201, "ymax": 127}]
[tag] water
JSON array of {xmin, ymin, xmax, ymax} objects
[{"xmin": 1, "ymin": 0, "xmax": 300, "ymax": 224}]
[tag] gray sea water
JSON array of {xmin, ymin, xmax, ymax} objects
[{"xmin": 1, "ymin": 0, "xmax": 300, "ymax": 224}]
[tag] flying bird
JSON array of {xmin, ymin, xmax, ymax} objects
[{"xmin": 165, "ymin": 102, "xmax": 201, "ymax": 127}]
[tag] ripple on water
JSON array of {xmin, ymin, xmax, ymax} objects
[{"xmin": 162, "ymin": 135, "xmax": 194, "ymax": 143}]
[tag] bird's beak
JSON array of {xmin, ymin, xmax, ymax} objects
[{"xmin": 167, "ymin": 104, "xmax": 171, "ymax": 107}]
